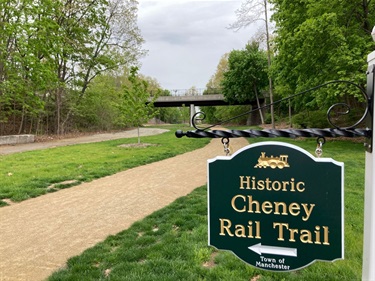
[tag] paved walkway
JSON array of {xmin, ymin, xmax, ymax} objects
[
  {"xmin": 0, "ymin": 128, "xmax": 169, "ymax": 155},
  {"xmin": 0, "ymin": 130, "xmax": 249, "ymax": 281}
]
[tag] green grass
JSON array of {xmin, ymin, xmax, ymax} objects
[
  {"xmin": 0, "ymin": 125, "xmax": 210, "ymax": 205},
  {"xmin": 48, "ymin": 137, "xmax": 366, "ymax": 280}
]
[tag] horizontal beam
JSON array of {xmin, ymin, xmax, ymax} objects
[
  {"xmin": 175, "ymin": 128, "xmax": 371, "ymax": 139},
  {"xmin": 151, "ymin": 94, "xmax": 263, "ymax": 107}
]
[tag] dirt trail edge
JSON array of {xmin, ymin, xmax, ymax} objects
[
  {"xmin": 0, "ymin": 128, "xmax": 169, "ymax": 155},
  {"xmin": 0, "ymin": 136, "xmax": 249, "ymax": 281}
]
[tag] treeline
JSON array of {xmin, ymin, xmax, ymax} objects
[
  {"xmin": 75, "ymin": 70, "xmax": 190, "ymax": 131},
  {"xmin": 203, "ymin": 0, "xmax": 375, "ymax": 127},
  {"xmin": 0, "ymin": 0, "xmax": 145, "ymax": 135},
  {"xmin": 1, "ymin": 0, "xmax": 374, "ymax": 135}
]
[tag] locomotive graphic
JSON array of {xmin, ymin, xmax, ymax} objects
[{"xmin": 254, "ymin": 152, "xmax": 290, "ymax": 169}]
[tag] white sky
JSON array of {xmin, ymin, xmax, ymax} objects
[{"xmin": 137, "ymin": 0, "xmax": 259, "ymax": 91}]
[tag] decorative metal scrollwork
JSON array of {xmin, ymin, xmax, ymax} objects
[
  {"xmin": 324, "ymin": 80, "xmax": 369, "ymax": 129},
  {"xmin": 192, "ymin": 112, "xmax": 207, "ymax": 130},
  {"xmin": 177, "ymin": 80, "xmax": 372, "ymax": 145}
]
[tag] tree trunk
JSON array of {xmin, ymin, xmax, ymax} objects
[
  {"xmin": 264, "ymin": 0, "xmax": 275, "ymax": 129},
  {"xmin": 254, "ymin": 84, "xmax": 264, "ymax": 124},
  {"xmin": 55, "ymin": 88, "xmax": 63, "ymax": 135},
  {"xmin": 17, "ymin": 105, "xmax": 25, "ymax": 135},
  {"xmin": 362, "ymin": 0, "xmax": 371, "ymax": 33},
  {"xmin": 289, "ymin": 98, "xmax": 292, "ymax": 128},
  {"xmin": 137, "ymin": 126, "xmax": 141, "ymax": 144}
]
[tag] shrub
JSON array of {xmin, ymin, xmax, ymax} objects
[{"xmin": 292, "ymin": 110, "xmax": 329, "ymax": 128}]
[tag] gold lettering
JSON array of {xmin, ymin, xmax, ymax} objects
[
  {"xmin": 272, "ymin": 180, "xmax": 282, "ymax": 191},
  {"xmin": 265, "ymin": 178, "xmax": 272, "ymax": 190},
  {"xmin": 251, "ymin": 176, "xmax": 256, "ymax": 189},
  {"xmin": 257, "ymin": 180, "xmax": 265, "ymax": 190},
  {"xmin": 271, "ymin": 224, "xmax": 330, "ymax": 245},
  {"xmin": 231, "ymin": 195, "xmax": 246, "ymax": 213},
  {"xmin": 289, "ymin": 202, "xmax": 300, "ymax": 216},
  {"xmin": 262, "ymin": 201, "xmax": 273, "ymax": 214},
  {"xmin": 274, "ymin": 201, "xmax": 288, "ymax": 215},
  {"xmin": 247, "ymin": 196, "xmax": 261, "ymax": 214},
  {"xmin": 247, "ymin": 221, "xmax": 254, "ymax": 238},
  {"xmin": 289, "ymin": 228, "xmax": 298, "ymax": 242},
  {"xmin": 239, "ymin": 176, "xmax": 250, "ymax": 189},
  {"xmin": 238, "ymin": 176, "xmax": 306, "ymax": 192},
  {"xmin": 255, "ymin": 221, "xmax": 261, "ymax": 239},
  {"xmin": 235, "ymin": 224, "xmax": 246, "ymax": 237},
  {"xmin": 290, "ymin": 178, "xmax": 295, "ymax": 191},
  {"xmin": 300, "ymin": 229, "xmax": 313, "ymax": 243},
  {"xmin": 273, "ymin": 222, "xmax": 288, "ymax": 241},
  {"xmin": 323, "ymin": 226, "xmax": 330, "ymax": 245},
  {"xmin": 296, "ymin": 181, "xmax": 305, "ymax": 192},
  {"xmin": 247, "ymin": 221, "xmax": 262, "ymax": 238},
  {"xmin": 301, "ymin": 203, "xmax": 315, "ymax": 221},
  {"xmin": 219, "ymin": 219, "xmax": 234, "ymax": 236},
  {"xmin": 314, "ymin": 226, "xmax": 321, "ymax": 244},
  {"xmin": 230, "ymin": 196, "xmax": 315, "ymax": 221},
  {"xmin": 282, "ymin": 181, "xmax": 289, "ymax": 191}
]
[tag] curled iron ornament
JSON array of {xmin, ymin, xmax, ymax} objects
[
  {"xmin": 192, "ymin": 112, "xmax": 207, "ymax": 130},
  {"xmin": 325, "ymin": 81, "xmax": 369, "ymax": 129},
  {"xmin": 178, "ymin": 80, "xmax": 371, "ymax": 140}
]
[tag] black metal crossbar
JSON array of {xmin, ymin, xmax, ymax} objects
[
  {"xmin": 175, "ymin": 128, "xmax": 370, "ymax": 139},
  {"xmin": 175, "ymin": 75, "xmax": 374, "ymax": 152}
]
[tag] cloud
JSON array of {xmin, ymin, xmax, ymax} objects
[{"xmin": 138, "ymin": 0, "xmax": 259, "ymax": 90}]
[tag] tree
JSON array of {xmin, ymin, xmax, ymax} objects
[
  {"xmin": 201, "ymin": 54, "xmax": 229, "ymax": 124},
  {"xmin": 152, "ymin": 89, "xmax": 184, "ymax": 124},
  {"xmin": 185, "ymin": 86, "xmax": 200, "ymax": 96},
  {"xmin": 206, "ymin": 53, "xmax": 229, "ymax": 92},
  {"xmin": 0, "ymin": 0, "xmax": 59, "ymax": 135},
  {"xmin": 229, "ymin": 0, "xmax": 275, "ymax": 127},
  {"xmin": 74, "ymin": 74, "xmax": 123, "ymax": 131},
  {"xmin": 221, "ymin": 42, "xmax": 269, "ymax": 125},
  {"xmin": 117, "ymin": 67, "xmax": 157, "ymax": 144},
  {"xmin": 51, "ymin": 0, "xmax": 145, "ymax": 134},
  {"xmin": 270, "ymin": 0, "xmax": 375, "ymax": 111},
  {"xmin": 0, "ymin": 0, "xmax": 145, "ymax": 135}
]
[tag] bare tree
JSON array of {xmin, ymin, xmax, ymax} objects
[{"xmin": 229, "ymin": 0, "xmax": 275, "ymax": 128}]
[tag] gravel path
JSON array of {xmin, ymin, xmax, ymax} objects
[
  {"xmin": 0, "ymin": 128, "xmax": 169, "ymax": 155},
  {"xmin": 0, "ymin": 129, "xmax": 249, "ymax": 280}
]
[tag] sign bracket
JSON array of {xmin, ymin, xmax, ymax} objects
[
  {"xmin": 365, "ymin": 64, "xmax": 374, "ymax": 152},
  {"xmin": 179, "ymin": 49, "xmax": 375, "ymax": 280},
  {"xmin": 176, "ymin": 79, "xmax": 373, "ymax": 153}
]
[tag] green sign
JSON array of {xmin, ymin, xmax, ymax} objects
[{"xmin": 208, "ymin": 141, "xmax": 344, "ymax": 272}]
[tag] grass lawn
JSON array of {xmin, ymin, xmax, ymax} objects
[
  {"xmin": 0, "ymin": 125, "xmax": 210, "ymax": 206},
  {"xmin": 48, "ymin": 137, "xmax": 366, "ymax": 281}
]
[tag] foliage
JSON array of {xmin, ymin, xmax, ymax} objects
[
  {"xmin": 201, "ymin": 54, "xmax": 229, "ymax": 124},
  {"xmin": 72, "ymin": 70, "xmax": 180, "ymax": 130},
  {"xmin": 202, "ymin": 46, "xmax": 268, "ymax": 126},
  {"xmin": 221, "ymin": 42, "xmax": 268, "ymax": 104},
  {"xmin": 117, "ymin": 67, "xmax": 158, "ymax": 143},
  {"xmin": 270, "ymin": 0, "xmax": 375, "ymax": 110},
  {"xmin": 199, "ymin": 105, "xmax": 219, "ymax": 124},
  {"xmin": 0, "ymin": 0, "xmax": 145, "ymax": 135},
  {"xmin": 229, "ymin": 0, "xmax": 275, "ymax": 127},
  {"xmin": 157, "ymin": 107, "xmax": 185, "ymax": 124},
  {"xmin": 0, "ymin": 126, "xmax": 209, "ymax": 205},
  {"xmin": 212, "ymin": 105, "xmax": 253, "ymax": 125},
  {"xmin": 206, "ymin": 53, "xmax": 229, "ymax": 91},
  {"xmin": 292, "ymin": 111, "xmax": 330, "ymax": 129},
  {"xmin": 0, "ymin": 0, "xmax": 59, "ymax": 134},
  {"xmin": 48, "ymin": 138, "xmax": 365, "ymax": 280},
  {"xmin": 205, "ymin": 42, "xmax": 268, "ymax": 126},
  {"xmin": 73, "ymin": 75, "xmax": 123, "ymax": 131}
]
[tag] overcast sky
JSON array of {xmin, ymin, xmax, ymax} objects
[{"xmin": 137, "ymin": 0, "xmax": 259, "ymax": 91}]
